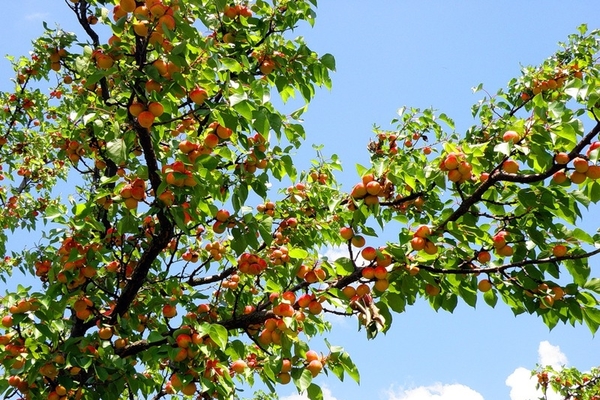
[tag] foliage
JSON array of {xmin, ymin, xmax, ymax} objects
[{"xmin": 0, "ymin": 1, "xmax": 600, "ymax": 399}]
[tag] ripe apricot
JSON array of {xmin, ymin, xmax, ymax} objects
[
  {"xmin": 552, "ymin": 171, "xmax": 568, "ymax": 184},
  {"xmin": 573, "ymin": 157, "xmax": 589, "ymax": 173},
  {"xmin": 477, "ymin": 279, "xmax": 492, "ymax": 292},
  {"xmin": 570, "ymin": 171, "xmax": 586, "ymax": 184}
]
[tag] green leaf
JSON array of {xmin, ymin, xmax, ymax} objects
[
  {"xmin": 583, "ymin": 308, "xmax": 600, "ymax": 334},
  {"xmin": 147, "ymin": 331, "xmax": 163, "ymax": 343},
  {"xmin": 588, "ymin": 181, "xmax": 600, "ymax": 203},
  {"xmin": 106, "ymin": 139, "xmax": 127, "ymax": 165},
  {"xmin": 572, "ymin": 227, "xmax": 594, "ymax": 244},
  {"xmin": 320, "ymin": 53, "xmax": 336, "ymax": 71},
  {"xmin": 220, "ymin": 57, "xmax": 242, "ymax": 72},
  {"xmin": 208, "ymin": 324, "xmax": 228, "ymax": 349},
  {"xmin": 541, "ymin": 310, "xmax": 559, "ymax": 330},
  {"xmin": 564, "ymin": 258, "xmax": 591, "ymax": 286},
  {"xmin": 483, "ymin": 289, "xmax": 498, "ymax": 308},
  {"xmin": 234, "ymin": 100, "xmax": 254, "ymax": 120},
  {"xmin": 289, "ymin": 248, "xmax": 308, "ymax": 259},
  {"xmin": 457, "ymin": 284, "xmax": 477, "ymax": 308},
  {"xmin": 307, "ymin": 383, "xmax": 323, "ymax": 400},
  {"xmin": 385, "ymin": 292, "xmax": 405, "ymax": 313},
  {"xmin": 494, "ymin": 141, "xmax": 511, "ymax": 156},
  {"xmin": 294, "ymin": 369, "xmax": 313, "ymax": 392},
  {"xmin": 340, "ymin": 352, "xmax": 360, "ymax": 384},
  {"xmin": 583, "ymin": 278, "xmax": 600, "ymax": 294},
  {"xmin": 229, "ymin": 92, "xmax": 247, "ymax": 107},
  {"xmin": 333, "ymin": 257, "xmax": 354, "ymax": 275}
]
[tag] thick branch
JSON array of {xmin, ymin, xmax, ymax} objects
[{"xmin": 109, "ymin": 127, "xmax": 174, "ymax": 324}]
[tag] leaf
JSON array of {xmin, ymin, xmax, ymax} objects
[
  {"xmin": 340, "ymin": 352, "xmax": 360, "ymax": 384},
  {"xmin": 583, "ymin": 308, "xmax": 600, "ymax": 334},
  {"xmin": 385, "ymin": 292, "xmax": 406, "ymax": 313},
  {"xmin": 572, "ymin": 227, "xmax": 594, "ymax": 244},
  {"xmin": 483, "ymin": 289, "xmax": 498, "ymax": 308},
  {"xmin": 147, "ymin": 331, "xmax": 163, "ymax": 343},
  {"xmin": 333, "ymin": 257, "xmax": 354, "ymax": 275},
  {"xmin": 588, "ymin": 181, "xmax": 600, "ymax": 203},
  {"xmin": 229, "ymin": 92, "xmax": 247, "ymax": 107},
  {"xmin": 294, "ymin": 369, "xmax": 313, "ymax": 392},
  {"xmin": 208, "ymin": 324, "xmax": 228, "ymax": 349},
  {"xmin": 307, "ymin": 383, "xmax": 323, "ymax": 400},
  {"xmin": 220, "ymin": 57, "xmax": 242, "ymax": 72},
  {"xmin": 320, "ymin": 53, "xmax": 336, "ymax": 71},
  {"xmin": 493, "ymin": 141, "xmax": 511, "ymax": 156},
  {"xmin": 289, "ymin": 248, "xmax": 308, "ymax": 259},
  {"xmin": 541, "ymin": 310, "xmax": 559, "ymax": 330},
  {"xmin": 564, "ymin": 258, "xmax": 591, "ymax": 286},
  {"xmin": 457, "ymin": 284, "xmax": 477, "ymax": 308},
  {"xmin": 106, "ymin": 139, "xmax": 127, "ymax": 165},
  {"xmin": 583, "ymin": 278, "xmax": 600, "ymax": 294},
  {"xmin": 233, "ymin": 100, "xmax": 254, "ymax": 120}
]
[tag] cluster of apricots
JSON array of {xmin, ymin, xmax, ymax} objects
[
  {"xmin": 339, "ymin": 226, "xmax": 366, "ymax": 247},
  {"xmin": 552, "ymin": 141, "xmax": 600, "ymax": 184},
  {"xmin": 268, "ymin": 246, "xmax": 291, "ymax": 265},
  {"xmin": 91, "ymin": 49, "xmax": 115, "ymax": 70},
  {"xmin": 114, "ymin": 0, "xmax": 176, "ymax": 39},
  {"xmin": 360, "ymin": 247, "xmax": 392, "ymax": 292},
  {"xmin": 237, "ymin": 252, "xmax": 268, "ymax": 275},
  {"xmin": 62, "ymin": 139, "xmax": 86, "ymax": 164},
  {"xmin": 163, "ymin": 160, "xmax": 197, "ymax": 188},
  {"xmin": 129, "ymin": 100, "xmax": 164, "ymax": 129},
  {"xmin": 521, "ymin": 64, "xmax": 583, "ymax": 100},
  {"xmin": 73, "ymin": 296, "xmax": 95, "ymax": 320},
  {"xmin": 525, "ymin": 282, "xmax": 566, "ymax": 309},
  {"xmin": 224, "ymin": 4, "xmax": 253, "ymax": 19},
  {"xmin": 492, "ymin": 230, "xmax": 513, "ymax": 257},
  {"xmin": 439, "ymin": 151, "xmax": 474, "ymax": 183},
  {"xmin": 165, "ymin": 355, "xmax": 226, "ymax": 396},
  {"xmin": 349, "ymin": 173, "xmax": 393, "ymax": 207},
  {"xmin": 243, "ymin": 132, "xmax": 269, "ymax": 173},
  {"xmin": 304, "ymin": 350, "xmax": 325, "ymax": 378},
  {"xmin": 270, "ymin": 292, "xmax": 297, "ymax": 318},
  {"xmin": 48, "ymin": 47, "xmax": 67, "ymax": 72},
  {"xmin": 55, "ymin": 238, "xmax": 100, "ymax": 290},
  {"xmin": 221, "ymin": 273, "xmax": 240, "ymax": 290},
  {"xmin": 119, "ymin": 178, "xmax": 147, "ymax": 209},
  {"xmin": 204, "ymin": 240, "xmax": 227, "ymax": 261},
  {"xmin": 213, "ymin": 208, "xmax": 235, "ymax": 234},
  {"xmin": 296, "ymin": 264, "xmax": 327, "ymax": 283},
  {"xmin": 340, "ymin": 283, "xmax": 372, "ymax": 302},
  {"xmin": 256, "ymin": 201, "xmax": 275, "ymax": 216},
  {"xmin": 308, "ymin": 169, "xmax": 329, "ymax": 185},
  {"xmin": 272, "ymin": 218, "xmax": 296, "ymax": 245},
  {"xmin": 295, "ymin": 293, "xmax": 324, "ymax": 315},
  {"xmin": 257, "ymin": 317, "xmax": 293, "ymax": 346},
  {"xmin": 409, "ymin": 225, "xmax": 438, "ymax": 255}
]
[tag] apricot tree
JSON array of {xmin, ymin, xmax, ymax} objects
[{"xmin": 1, "ymin": 1, "xmax": 600, "ymax": 399}]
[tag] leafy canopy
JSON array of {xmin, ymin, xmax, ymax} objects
[{"xmin": 1, "ymin": 1, "xmax": 600, "ymax": 399}]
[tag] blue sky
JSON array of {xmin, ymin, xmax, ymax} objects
[{"xmin": 1, "ymin": 2, "xmax": 599, "ymax": 400}]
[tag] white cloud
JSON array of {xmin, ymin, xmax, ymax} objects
[
  {"xmin": 538, "ymin": 341, "xmax": 567, "ymax": 370},
  {"xmin": 386, "ymin": 383, "xmax": 484, "ymax": 400},
  {"xmin": 24, "ymin": 12, "xmax": 50, "ymax": 21},
  {"xmin": 505, "ymin": 341, "xmax": 567, "ymax": 400},
  {"xmin": 280, "ymin": 386, "xmax": 337, "ymax": 400}
]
